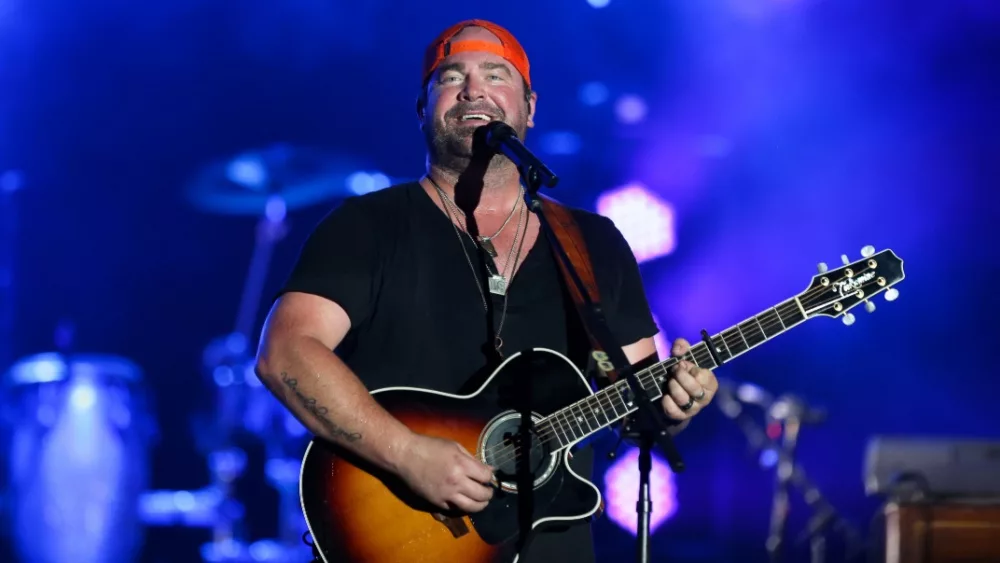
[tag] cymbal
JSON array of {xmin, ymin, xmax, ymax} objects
[
  {"xmin": 185, "ymin": 144, "xmax": 366, "ymax": 215},
  {"xmin": 4, "ymin": 351, "xmax": 144, "ymax": 386}
]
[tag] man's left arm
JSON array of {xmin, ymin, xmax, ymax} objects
[{"xmin": 596, "ymin": 212, "xmax": 718, "ymax": 431}]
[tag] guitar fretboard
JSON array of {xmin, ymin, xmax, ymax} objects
[{"xmin": 536, "ymin": 297, "xmax": 807, "ymax": 449}]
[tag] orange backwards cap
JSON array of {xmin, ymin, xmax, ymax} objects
[{"xmin": 422, "ymin": 19, "xmax": 531, "ymax": 89}]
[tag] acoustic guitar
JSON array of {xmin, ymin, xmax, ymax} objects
[{"xmin": 298, "ymin": 248, "xmax": 905, "ymax": 563}]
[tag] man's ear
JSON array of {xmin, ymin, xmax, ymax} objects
[{"xmin": 526, "ymin": 91, "xmax": 538, "ymax": 129}]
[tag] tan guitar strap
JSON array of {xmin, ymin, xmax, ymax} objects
[{"xmin": 539, "ymin": 197, "xmax": 620, "ymax": 386}]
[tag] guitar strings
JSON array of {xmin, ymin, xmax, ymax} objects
[
  {"xmin": 493, "ymin": 269, "xmax": 879, "ymax": 461},
  {"xmin": 484, "ymin": 268, "xmax": 888, "ymax": 470},
  {"xmin": 482, "ymin": 279, "xmax": 869, "ymax": 469},
  {"xmin": 483, "ymin": 286, "xmax": 828, "ymax": 467},
  {"xmin": 481, "ymin": 266, "xmax": 887, "ymax": 470}
]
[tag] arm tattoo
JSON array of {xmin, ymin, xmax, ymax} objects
[{"xmin": 280, "ymin": 372, "xmax": 362, "ymax": 442}]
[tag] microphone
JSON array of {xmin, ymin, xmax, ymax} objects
[{"xmin": 481, "ymin": 121, "xmax": 559, "ymax": 188}]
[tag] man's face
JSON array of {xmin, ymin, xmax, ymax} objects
[{"xmin": 420, "ymin": 27, "xmax": 536, "ymax": 168}]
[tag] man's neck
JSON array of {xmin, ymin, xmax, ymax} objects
[{"xmin": 427, "ymin": 161, "xmax": 523, "ymax": 215}]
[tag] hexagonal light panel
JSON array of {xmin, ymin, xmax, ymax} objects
[
  {"xmin": 603, "ymin": 446, "xmax": 678, "ymax": 536},
  {"xmin": 596, "ymin": 183, "xmax": 676, "ymax": 263}
]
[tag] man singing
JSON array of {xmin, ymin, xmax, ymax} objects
[{"xmin": 255, "ymin": 19, "xmax": 718, "ymax": 562}]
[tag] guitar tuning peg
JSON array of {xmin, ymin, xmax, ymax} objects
[
  {"xmin": 817, "ymin": 262, "xmax": 828, "ymax": 274},
  {"xmin": 884, "ymin": 288, "xmax": 899, "ymax": 302},
  {"xmin": 841, "ymin": 254, "xmax": 850, "ymax": 265},
  {"xmin": 861, "ymin": 245, "xmax": 875, "ymax": 258},
  {"xmin": 842, "ymin": 312, "xmax": 856, "ymax": 326},
  {"xmin": 864, "ymin": 300, "xmax": 876, "ymax": 313}
]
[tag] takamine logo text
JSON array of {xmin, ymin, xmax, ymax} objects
[{"xmin": 834, "ymin": 270, "xmax": 876, "ymax": 296}]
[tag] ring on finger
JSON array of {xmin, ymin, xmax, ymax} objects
[
  {"xmin": 679, "ymin": 397, "xmax": 695, "ymax": 411},
  {"xmin": 693, "ymin": 389, "xmax": 706, "ymax": 401}
]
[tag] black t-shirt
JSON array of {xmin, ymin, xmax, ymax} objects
[{"xmin": 280, "ymin": 181, "xmax": 658, "ymax": 562}]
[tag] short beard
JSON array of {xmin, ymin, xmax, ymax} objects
[
  {"xmin": 425, "ymin": 123, "xmax": 476, "ymax": 173},
  {"xmin": 425, "ymin": 119, "xmax": 528, "ymax": 176}
]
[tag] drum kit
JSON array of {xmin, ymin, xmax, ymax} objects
[{"xmin": 0, "ymin": 147, "xmax": 394, "ymax": 562}]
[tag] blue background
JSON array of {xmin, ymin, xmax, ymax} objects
[{"xmin": 1, "ymin": 0, "xmax": 997, "ymax": 561}]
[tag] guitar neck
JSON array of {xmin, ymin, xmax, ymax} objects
[
  {"xmin": 537, "ymin": 296, "xmax": 809, "ymax": 450},
  {"xmin": 663, "ymin": 295, "xmax": 809, "ymax": 371},
  {"xmin": 535, "ymin": 246, "xmax": 905, "ymax": 451}
]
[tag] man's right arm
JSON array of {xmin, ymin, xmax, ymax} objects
[
  {"xmin": 255, "ymin": 290, "xmax": 495, "ymax": 513},
  {"xmin": 254, "ymin": 291, "xmax": 413, "ymax": 474}
]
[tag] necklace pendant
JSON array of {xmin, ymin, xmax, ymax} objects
[
  {"xmin": 488, "ymin": 275, "xmax": 507, "ymax": 296},
  {"xmin": 478, "ymin": 236, "xmax": 498, "ymax": 257}
]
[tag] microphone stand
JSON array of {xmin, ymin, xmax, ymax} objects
[
  {"xmin": 767, "ymin": 396, "xmax": 803, "ymax": 563},
  {"xmin": 716, "ymin": 383, "xmax": 863, "ymax": 563},
  {"xmin": 515, "ymin": 161, "xmax": 686, "ymax": 563}
]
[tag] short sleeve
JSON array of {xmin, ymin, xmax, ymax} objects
[
  {"xmin": 278, "ymin": 198, "xmax": 381, "ymax": 328},
  {"xmin": 597, "ymin": 215, "xmax": 659, "ymax": 346}
]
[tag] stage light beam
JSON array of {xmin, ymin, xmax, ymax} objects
[{"xmin": 579, "ymin": 82, "xmax": 610, "ymax": 106}]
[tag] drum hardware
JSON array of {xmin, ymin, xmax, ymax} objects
[
  {"xmin": 140, "ymin": 485, "xmax": 238, "ymax": 528},
  {"xmin": 716, "ymin": 378, "xmax": 864, "ymax": 563},
  {"xmin": 264, "ymin": 457, "xmax": 316, "ymax": 562},
  {"xmin": 193, "ymin": 203, "xmax": 294, "ymax": 560},
  {"xmin": 1, "ymin": 351, "xmax": 156, "ymax": 563},
  {"xmin": 184, "ymin": 143, "xmax": 366, "ymax": 217},
  {"xmin": 194, "ymin": 337, "xmax": 262, "ymax": 559},
  {"xmin": 139, "ymin": 481, "xmax": 290, "ymax": 563},
  {"xmin": 143, "ymin": 456, "xmax": 319, "ymax": 562},
  {"xmin": 185, "ymin": 145, "xmax": 360, "ymax": 561}
]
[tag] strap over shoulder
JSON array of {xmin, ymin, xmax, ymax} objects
[
  {"xmin": 538, "ymin": 197, "xmax": 600, "ymax": 305},
  {"xmin": 538, "ymin": 196, "xmax": 619, "ymax": 385}
]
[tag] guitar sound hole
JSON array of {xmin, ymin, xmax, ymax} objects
[{"xmin": 480, "ymin": 414, "xmax": 555, "ymax": 491}]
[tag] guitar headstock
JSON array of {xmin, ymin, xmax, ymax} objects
[{"xmin": 799, "ymin": 246, "xmax": 905, "ymax": 325}]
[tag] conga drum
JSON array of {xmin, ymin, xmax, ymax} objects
[{"xmin": 0, "ymin": 352, "xmax": 156, "ymax": 563}]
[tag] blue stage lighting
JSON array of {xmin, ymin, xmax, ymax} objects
[
  {"xmin": 579, "ymin": 81, "xmax": 609, "ymax": 106},
  {"xmin": 614, "ymin": 94, "xmax": 647, "ymax": 124},
  {"xmin": 346, "ymin": 171, "xmax": 392, "ymax": 195},
  {"xmin": 539, "ymin": 131, "xmax": 582, "ymax": 155}
]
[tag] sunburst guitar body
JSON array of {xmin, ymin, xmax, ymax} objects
[{"xmin": 299, "ymin": 349, "xmax": 604, "ymax": 563}]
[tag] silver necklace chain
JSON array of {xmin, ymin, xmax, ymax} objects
[
  {"xmin": 427, "ymin": 177, "xmax": 529, "ymax": 357},
  {"xmin": 436, "ymin": 184, "xmax": 521, "ymax": 243},
  {"xmin": 437, "ymin": 187, "xmax": 523, "ymax": 280}
]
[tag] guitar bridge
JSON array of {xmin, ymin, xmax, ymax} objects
[{"xmin": 431, "ymin": 512, "xmax": 470, "ymax": 538}]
